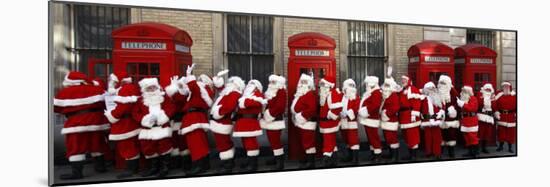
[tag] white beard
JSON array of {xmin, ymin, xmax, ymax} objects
[
  {"xmin": 481, "ymin": 90, "xmax": 493, "ymax": 110},
  {"xmin": 429, "ymin": 92, "xmax": 443, "ymax": 108},
  {"xmin": 460, "ymin": 92, "xmax": 470, "ymax": 103},
  {"xmin": 319, "ymin": 86, "xmax": 330, "ymax": 106},
  {"xmin": 382, "ymin": 86, "xmax": 393, "ymax": 99},
  {"xmin": 243, "ymin": 85, "xmax": 255, "ymax": 97},
  {"xmin": 143, "ymin": 90, "xmax": 165, "ymax": 107},
  {"xmin": 344, "ymin": 87, "xmax": 357, "ymax": 100},
  {"xmin": 438, "ymin": 85, "xmax": 451, "ymax": 103},
  {"xmin": 265, "ymin": 83, "xmax": 280, "ymax": 100},
  {"xmin": 295, "ymin": 84, "xmax": 310, "ymax": 97},
  {"xmin": 503, "ymin": 88, "xmax": 511, "ymax": 95}
]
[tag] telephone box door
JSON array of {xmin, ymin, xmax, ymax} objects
[{"xmin": 87, "ymin": 57, "xmax": 113, "ymax": 88}]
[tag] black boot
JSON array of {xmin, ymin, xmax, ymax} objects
[
  {"xmin": 217, "ymin": 159, "xmax": 234, "ymax": 174},
  {"xmin": 181, "ymin": 155, "xmax": 192, "ymax": 171},
  {"xmin": 351, "ymin": 150, "xmax": 359, "ymax": 164},
  {"xmin": 272, "ymin": 155, "xmax": 285, "ymax": 170},
  {"xmin": 323, "ymin": 155, "xmax": 337, "ymax": 168},
  {"xmin": 462, "ymin": 146, "xmax": 473, "ymax": 157},
  {"xmin": 401, "ymin": 149, "xmax": 417, "ymax": 161},
  {"xmin": 117, "ymin": 159, "xmax": 139, "ymax": 179},
  {"xmin": 496, "ymin": 142, "xmax": 504, "ymax": 152},
  {"xmin": 508, "ymin": 143, "xmax": 514, "ymax": 153},
  {"xmin": 391, "ymin": 149, "xmax": 399, "ymax": 162},
  {"xmin": 340, "ymin": 148, "xmax": 353, "ymax": 163},
  {"xmin": 169, "ymin": 156, "xmax": 181, "ymax": 170},
  {"xmin": 59, "ymin": 161, "xmax": 84, "ymax": 180},
  {"xmin": 186, "ymin": 156, "xmax": 210, "ymax": 176},
  {"xmin": 265, "ymin": 156, "xmax": 276, "ymax": 165},
  {"xmin": 481, "ymin": 141, "xmax": 489, "ymax": 154},
  {"xmin": 300, "ymin": 153, "xmax": 315, "ymax": 169},
  {"xmin": 367, "ymin": 151, "xmax": 381, "ymax": 163},
  {"xmin": 157, "ymin": 155, "xmax": 170, "ymax": 177},
  {"xmin": 243, "ymin": 156, "xmax": 258, "ymax": 172},
  {"xmin": 473, "ymin": 145, "xmax": 479, "ymax": 158},
  {"xmin": 94, "ymin": 155, "xmax": 107, "ymax": 173},
  {"xmin": 141, "ymin": 158, "xmax": 160, "ymax": 177},
  {"xmin": 447, "ymin": 146, "xmax": 456, "ymax": 158}
]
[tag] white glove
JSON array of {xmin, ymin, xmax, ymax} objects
[
  {"xmin": 456, "ymin": 97, "xmax": 465, "ymax": 108},
  {"xmin": 358, "ymin": 107, "xmax": 369, "ymax": 118},
  {"xmin": 216, "ymin": 69, "xmax": 229, "ymax": 77},
  {"xmin": 327, "ymin": 111, "xmax": 339, "ymax": 120},
  {"xmin": 340, "ymin": 111, "xmax": 347, "ymax": 118},
  {"xmin": 436, "ymin": 110, "xmax": 445, "ymax": 119},
  {"xmin": 346, "ymin": 109, "xmax": 356, "ymax": 120},
  {"xmin": 295, "ymin": 112, "xmax": 307, "ymax": 124},
  {"xmin": 494, "ymin": 111, "xmax": 501, "ymax": 120},
  {"xmin": 210, "ymin": 104, "xmax": 223, "ymax": 120},
  {"xmin": 170, "ymin": 75, "xmax": 179, "ymax": 85},
  {"xmin": 141, "ymin": 114, "xmax": 157, "ymax": 128},
  {"xmin": 447, "ymin": 106, "xmax": 457, "ymax": 118},
  {"xmin": 381, "ymin": 109, "xmax": 390, "ymax": 121},
  {"xmin": 186, "ymin": 64, "xmax": 195, "ymax": 77},
  {"xmin": 260, "ymin": 99, "xmax": 268, "ymax": 105},
  {"xmin": 212, "ymin": 76, "xmax": 224, "ymax": 88},
  {"xmin": 410, "ymin": 115, "xmax": 417, "ymax": 122}
]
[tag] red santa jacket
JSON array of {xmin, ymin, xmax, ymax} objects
[
  {"xmin": 179, "ymin": 75, "xmax": 213, "ymax": 135},
  {"xmin": 442, "ymin": 88, "xmax": 460, "ymax": 128},
  {"xmin": 54, "ymin": 84, "xmax": 110, "ymax": 135},
  {"xmin": 494, "ymin": 91, "xmax": 517, "ymax": 127},
  {"xmin": 210, "ymin": 87, "xmax": 241, "ymax": 135},
  {"xmin": 291, "ymin": 90, "xmax": 318, "ymax": 131},
  {"xmin": 164, "ymin": 81, "xmax": 189, "ymax": 131},
  {"xmin": 476, "ymin": 92, "xmax": 496, "ymax": 125},
  {"xmin": 340, "ymin": 93, "xmax": 360, "ymax": 130},
  {"xmin": 358, "ymin": 88, "xmax": 383, "ymax": 128},
  {"xmin": 380, "ymin": 92, "xmax": 400, "ymax": 131},
  {"xmin": 319, "ymin": 89, "xmax": 343, "ymax": 133},
  {"xmin": 233, "ymin": 89, "xmax": 264, "ymax": 137},
  {"xmin": 420, "ymin": 96, "xmax": 445, "ymax": 127},
  {"xmin": 260, "ymin": 88, "xmax": 287, "ymax": 130},
  {"xmin": 104, "ymin": 83, "xmax": 141, "ymax": 141},
  {"xmin": 459, "ymin": 95, "xmax": 479, "ymax": 132},
  {"xmin": 398, "ymin": 85, "xmax": 423, "ymax": 129},
  {"xmin": 132, "ymin": 95, "xmax": 175, "ymax": 140}
]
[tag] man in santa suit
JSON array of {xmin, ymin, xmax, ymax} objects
[
  {"xmin": 291, "ymin": 74, "xmax": 318, "ymax": 169},
  {"xmin": 132, "ymin": 78, "xmax": 175, "ymax": 177},
  {"xmin": 209, "ymin": 75, "xmax": 245, "ymax": 174},
  {"xmin": 339, "ymin": 79, "xmax": 360, "ymax": 164},
  {"xmin": 164, "ymin": 75, "xmax": 192, "ymax": 172},
  {"xmin": 178, "ymin": 64, "xmax": 214, "ymax": 175},
  {"xmin": 358, "ymin": 75, "xmax": 383, "ymax": 162},
  {"xmin": 103, "ymin": 71, "xmax": 142, "ymax": 179},
  {"xmin": 398, "ymin": 75, "xmax": 423, "ymax": 161},
  {"xmin": 457, "ymin": 85, "xmax": 480, "ymax": 158},
  {"xmin": 318, "ymin": 75, "xmax": 343, "ymax": 167},
  {"xmin": 494, "ymin": 81, "xmax": 517, "ymax": 153},
  {"xmin": 420, "ymin": 82, "xmax": 445, "ymax": 159},
  {"xmin": 233, "ymin": 80, "xmax": 266, "ymax": 172},
  {"xmin": 380, "ymin": 67, "xmax": 401, "ymax": 162},
  {"xmin": 259, "ymin": 74, "xmax": 288, "ymax": 170},
  {"xmin": 54, "ymin": 71, "xmax": 111, "ymax": 180},
  {"xmin": 437, "ymin": 75, "xmax": 460, "ymax": 158},
  {"xmin": 476, "ymin": 83, "xmax": 496, "ymax": 154}
]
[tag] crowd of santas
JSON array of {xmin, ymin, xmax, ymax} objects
[{"xmin": 53, "ymin": 64, "xmax": 516, "ymax": 181}]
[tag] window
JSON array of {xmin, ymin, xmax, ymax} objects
[
  {"xmin": 474, "ymin": 73, "xmax": 491, "ymax": 91},
  {"xmin": 72, "ymin": 5, "xmax": 130, "ymax": 74},
  {"xmin": 429, "ymin": 72, "xmax": 448, "ymax": 85},
  {"xmin": 467, "ymin": 29, "xmax": 494, "ymax": 49},
  {"xmin": 127, "ymin": 63, "xmax": 160, "ymax": 81},
  {"xmin": 347, "ymin": 22, "xmax": 386, "ymax": 93},
  {"xmin": 226, "ymin": 14, "xmax": 274, "ymax": 87}
]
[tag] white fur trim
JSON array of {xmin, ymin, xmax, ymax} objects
[
  {"xmin": 340, "ymin": 121, "xmax": 358, "ymax": 129},
  {"xmin": 381, "ymin": 121, "xmax": 399, "ymax": 131},
  {"xmin": 213, "ymin": 76, "xmax": 224, "ymax": 89},
  {"xmin": 420, "ymin": 120, "xmax": 442, "ymax": 127},
  {"xmin": 320, "ymin": 78, "xmax": 335, "ymax": 88},
  {"xmin": 113, "ymin": 95, "xmax": 138, "ymax": 103},
  {"xmin": 179, "ymin": 123, "xmax": 210, "ymax": 135},
  {"xmin": 210, "ymin": 104, "xmax": 224, "ymax": 120},
  {"xmin": 323, "ymin": 152, "xmax": 334, "ymax": 157},
  {"xmin": 273, "ymin": 148, "xmax": 284, "ymax": 156},
  {"xmin": 105, "ymin": 110, "xmax": 119, "ymax": 124},
  {"xmin": 497, "ymin": 121, "xmax": 517, "ymax": 127},
  {"xmin": 209, "ymin": 120, "xmax": 233, "ymax": 134},
  {"xmin": 372, "ymin": 147, "xmax": 382, "ymax": 154},
  {"xmin": 327, "ymin": 110, "xmax": 339, "ymax": 120},
  {"xmin": 390, "ymin": 143, "xmax": 400, "ymax": 149},
  {"xmin": 157, "ymin": 111, "xmax": 170, "ymax": 125},
  {"xmin": 350, "ymin": 144, "xmax": 360, "ymax": 150},
  {"xmin": 233, "ymin": 130, "xmax": 263, "ymax": 137},
  {"xmin": 54, "ymin": 94, "xmax": 104, "ymax": 107},
  {"xmin": 446, "ymin": 141, "xmax": 457, "ymax": 146},
  {"xmin": 247, "ymin": 149, "xmax": 260, "ymax": 156},
  {"xmin": 327, "ymin": 94, "xmax": 343, "ymax": 109},
  {"xmin": 320, "ymin": 124, "xmax": 341, "ymax": 133},
  {"xmin": 239, "ymin": 96, "xmax": 266, "ymax": 109},
  {"xmin": 127, "ymin": 155, "xmax": 140, "ymax": 161},
  {"xmin": 400, "ymin": 121, "xmax": 421, "ymax": 129},
  {"xmin": 263, "ymin": 109, "xmax": 275, "ymax": 122},
  {"xmin": 145, "ymin": 153, "xmax": 159, "ymax": 159},
  {"xmin": 295, "ymin": 121, "xmax": 317, "ymax": 130},
  {"xmin": 260, "ymin": 120, "xmax": 286, "ymax": 130},
  {"xmin": 68, "ymin": 154, "xmax": 86, "ymax": 162},
  {"xmin": 411, "ymin": 110, "xmax": 420, "ymax": 117},
  {"xmin": 141, "ymin": 114, "xmax": 155, "ymax": 128},
  {"xmin": 197, "ymin": 82, "xmax": 214, "ymax": 107},
  {"xmin": 219, "ymin": 148, "xmax": 235, "ymax": 160},
  {"xmin": 171, "ymin": 148, "xmax": 181, "ymax": 156},
  {"xmin": 181, "ymin": 149, "xmax": 190, "ymax": 156},
  {"xmin": 138, "ymin": 126, "xmax": 172, "ymax": 140},
  {"xmin": 171, "ymin": 121, "xmax": 182, "ymax": 131},
  {"xmin": 295, "ymin": 112, "xmax": 307, "ymax": 124},
  {"xmin": 346, "ymin": 109, "xmax": 356, "ymax": 120},
  {"xmin": 358, "ymin": 107, "xmax": 369, "ymax": 118},
  {"xmin": 61, "ymin": 123, "xmax": 110, "ymax": 134},
  {"xmin": 441, "ymin": 120, "xmax": 460, "ymax": 129},
  {"xmin": 460, "ymin": 126, "xmax": 479, "ymax": 132},
  {"xmin": 477, "ymin": 113, "xmax": 495, "ymax": 124},
  {"xmin": 359, "ymin": 118, "xmax": 381, "ymax": 128},
  {"xmin": 109, "ymin": 128, "xmax": 141, "ymax": 141},
  {"xmin": 305, "ymin": 147, "xmax": 317, "ymax": 154}
]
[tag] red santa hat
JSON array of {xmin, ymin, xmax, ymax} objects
[
  {"xmin": 227, "ymin": 76, "xmax": 246, "ymax": 92},
  {"xmin": 422, "ymin": 81, "xmax": 436, "ymax": 94},
  {"xmin": 299, "ymin": 73, "xmax": 315, "ymax": 90},
  {"xmin": 138, "ymin": 78, "xmax": 161, "ymax": 93},
  {"xmin": 438, "ymin": 75, "xmax": 453, "ymax": 87},
  {"xmin": 110, "ymin": 71, "xmax": 132, "ymax": 84},
  {"xmin": 461, "ymin": 85, "xmax": 474, "ymax": 96},
  {"xmin": 401, "ymin": 75, "xmax": 412, "ymax": 86},
  {"xmin": 247, "ymin": 79, "xmax": 263, "ymax": 92},
  {"xmin": 320, "ymin": 75, "xmax": 336, "ymax": 88},
  {"xmin": 63, "ymin": 71, "xmax": 89, "ymax": 87},
  {"xmin": 363, "ymin": 75, "xmax": 379, "ymax": 87},
  {"xmin": 501, "ymin": 81, "xmax": 512, "ymax": 89},
  {"xmin": 199, "ymin": 74, "xmax": 213, "ymax": 87},
  {"xmin": 480, "ymin": 82, "xmax": 494, "ymax": 93},
  {"xmin": 269, "ymin": 74, "xmax": 287, "ymax": 88},
  {"xmin": 342, "ymin": 78, "xmax": 356, "ymax": 91}
]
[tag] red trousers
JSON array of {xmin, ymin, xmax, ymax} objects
[
  {"xmin": 115, "ymin": 136, "xmax": 140, "ymax": 160},
  {"xmin": 383, "ymin": 130, "xmax": 399, "ymax": 149},
  {"xmin": 140, "ymin": 138, "xmax": 172, "ymax": 159},
  {"xmin": 497, "ymin": 126, "xmax": 516, "ymax": 144},
  {"xmin": 184, "ymin": 129, "xmax": 210, "ymax": 161},
  {"xmin": 266, "ymin": 130, "xmax": 284, "ymax": 156},
  {"xmin": 300, "ymin": 129, "xmax": 316, "ymax": 154},
  {"xmin": 341, "ymin": 129, "xmax": 360, "ymax": 150},
  {"xmin": 462, "ymin": 131, "xmax": 479, "ymax": 146},
  {"xmin": 322, "ymin": 132, "xmax": 337, "ymax": 156},
  {"xmin": 478, "ymin": 122, "xmax": 496, "ymax": 141},
  {"xmin": 171, "ymin": 131, "xmax": 189, "ymax": 156},
  {"xmin": 65, "ymin": 131, "xmax": 110, "ymax": 162},
  {"xmin": 213, "ymin": 132, "xmax": 234, "ymax": 160},
  {"xmin": 402, "ymin": 127, "xmax": 420, "ymax": 149},
  {"xmin": 423, "ymin": 127, "xmax": 442, "ymax": 156},
  {"xmin": 364, "ymin": 126, "xmax": 382, "ymax": 154},
  {"xmin": 442, "ymin": 128, "xmax": 459, "ymax": 146},
  {"xmin": 241, "ymin": 136, "xmax": 260, "ymax": 156}
]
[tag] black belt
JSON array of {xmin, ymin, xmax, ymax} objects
[
  {"xmin": 462, "ymin": 112, "xmax": 476, "ymax": 117},
  {"xmin": 500, "ymin": 110, "xmax": 515, "ymax": 114},
  {"xmin": 481, "ymin": 111, "xmax": 494, "ymax": 115},
  {"xmin": 238, "ymin": 114, "xmax": 259, "ymax": 119},
  {"xmin": 66, "ymin": 108, "xmax": 102, "ymax": 118},
  {"xmin": 173, "ymin": 112, "xmax": 184, "ymax": 121},
  {"xmin": 400, "ymin": 108, "xmax": 413, "ymax": 112},
  {"xmin": 187, "ymin": 107, "xmax": 208, "ymax": 113},
  {"xmin": 422, "ymin": 114, "xmax": 437, "ymax": 120},
  {"xmin": 274, "ymin": 115, "xmax": 283, "ymax": 121}
]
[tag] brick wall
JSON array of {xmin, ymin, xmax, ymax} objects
[
  {"xmin": 500, "ymin": 31, "xmax": 517, "ymax": 88},
  {"xmin": 389, "ymin": 24, "xmax": 423, "ymax": 82}
]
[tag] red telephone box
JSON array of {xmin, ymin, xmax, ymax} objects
[
  {"xmin": 92, "ymin": 22, "xmax": 193, "ymax": 87},
  {"xmin": 287, "ymin": 32, "xmax": 336, "ymax": 160},
  {"xmin": 454, "ymin": 44, "xmax": 497, "ymax": 91},
  {"xmin": 407, "ymin": 41, "xmax": 455, "ymax": 88}
]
